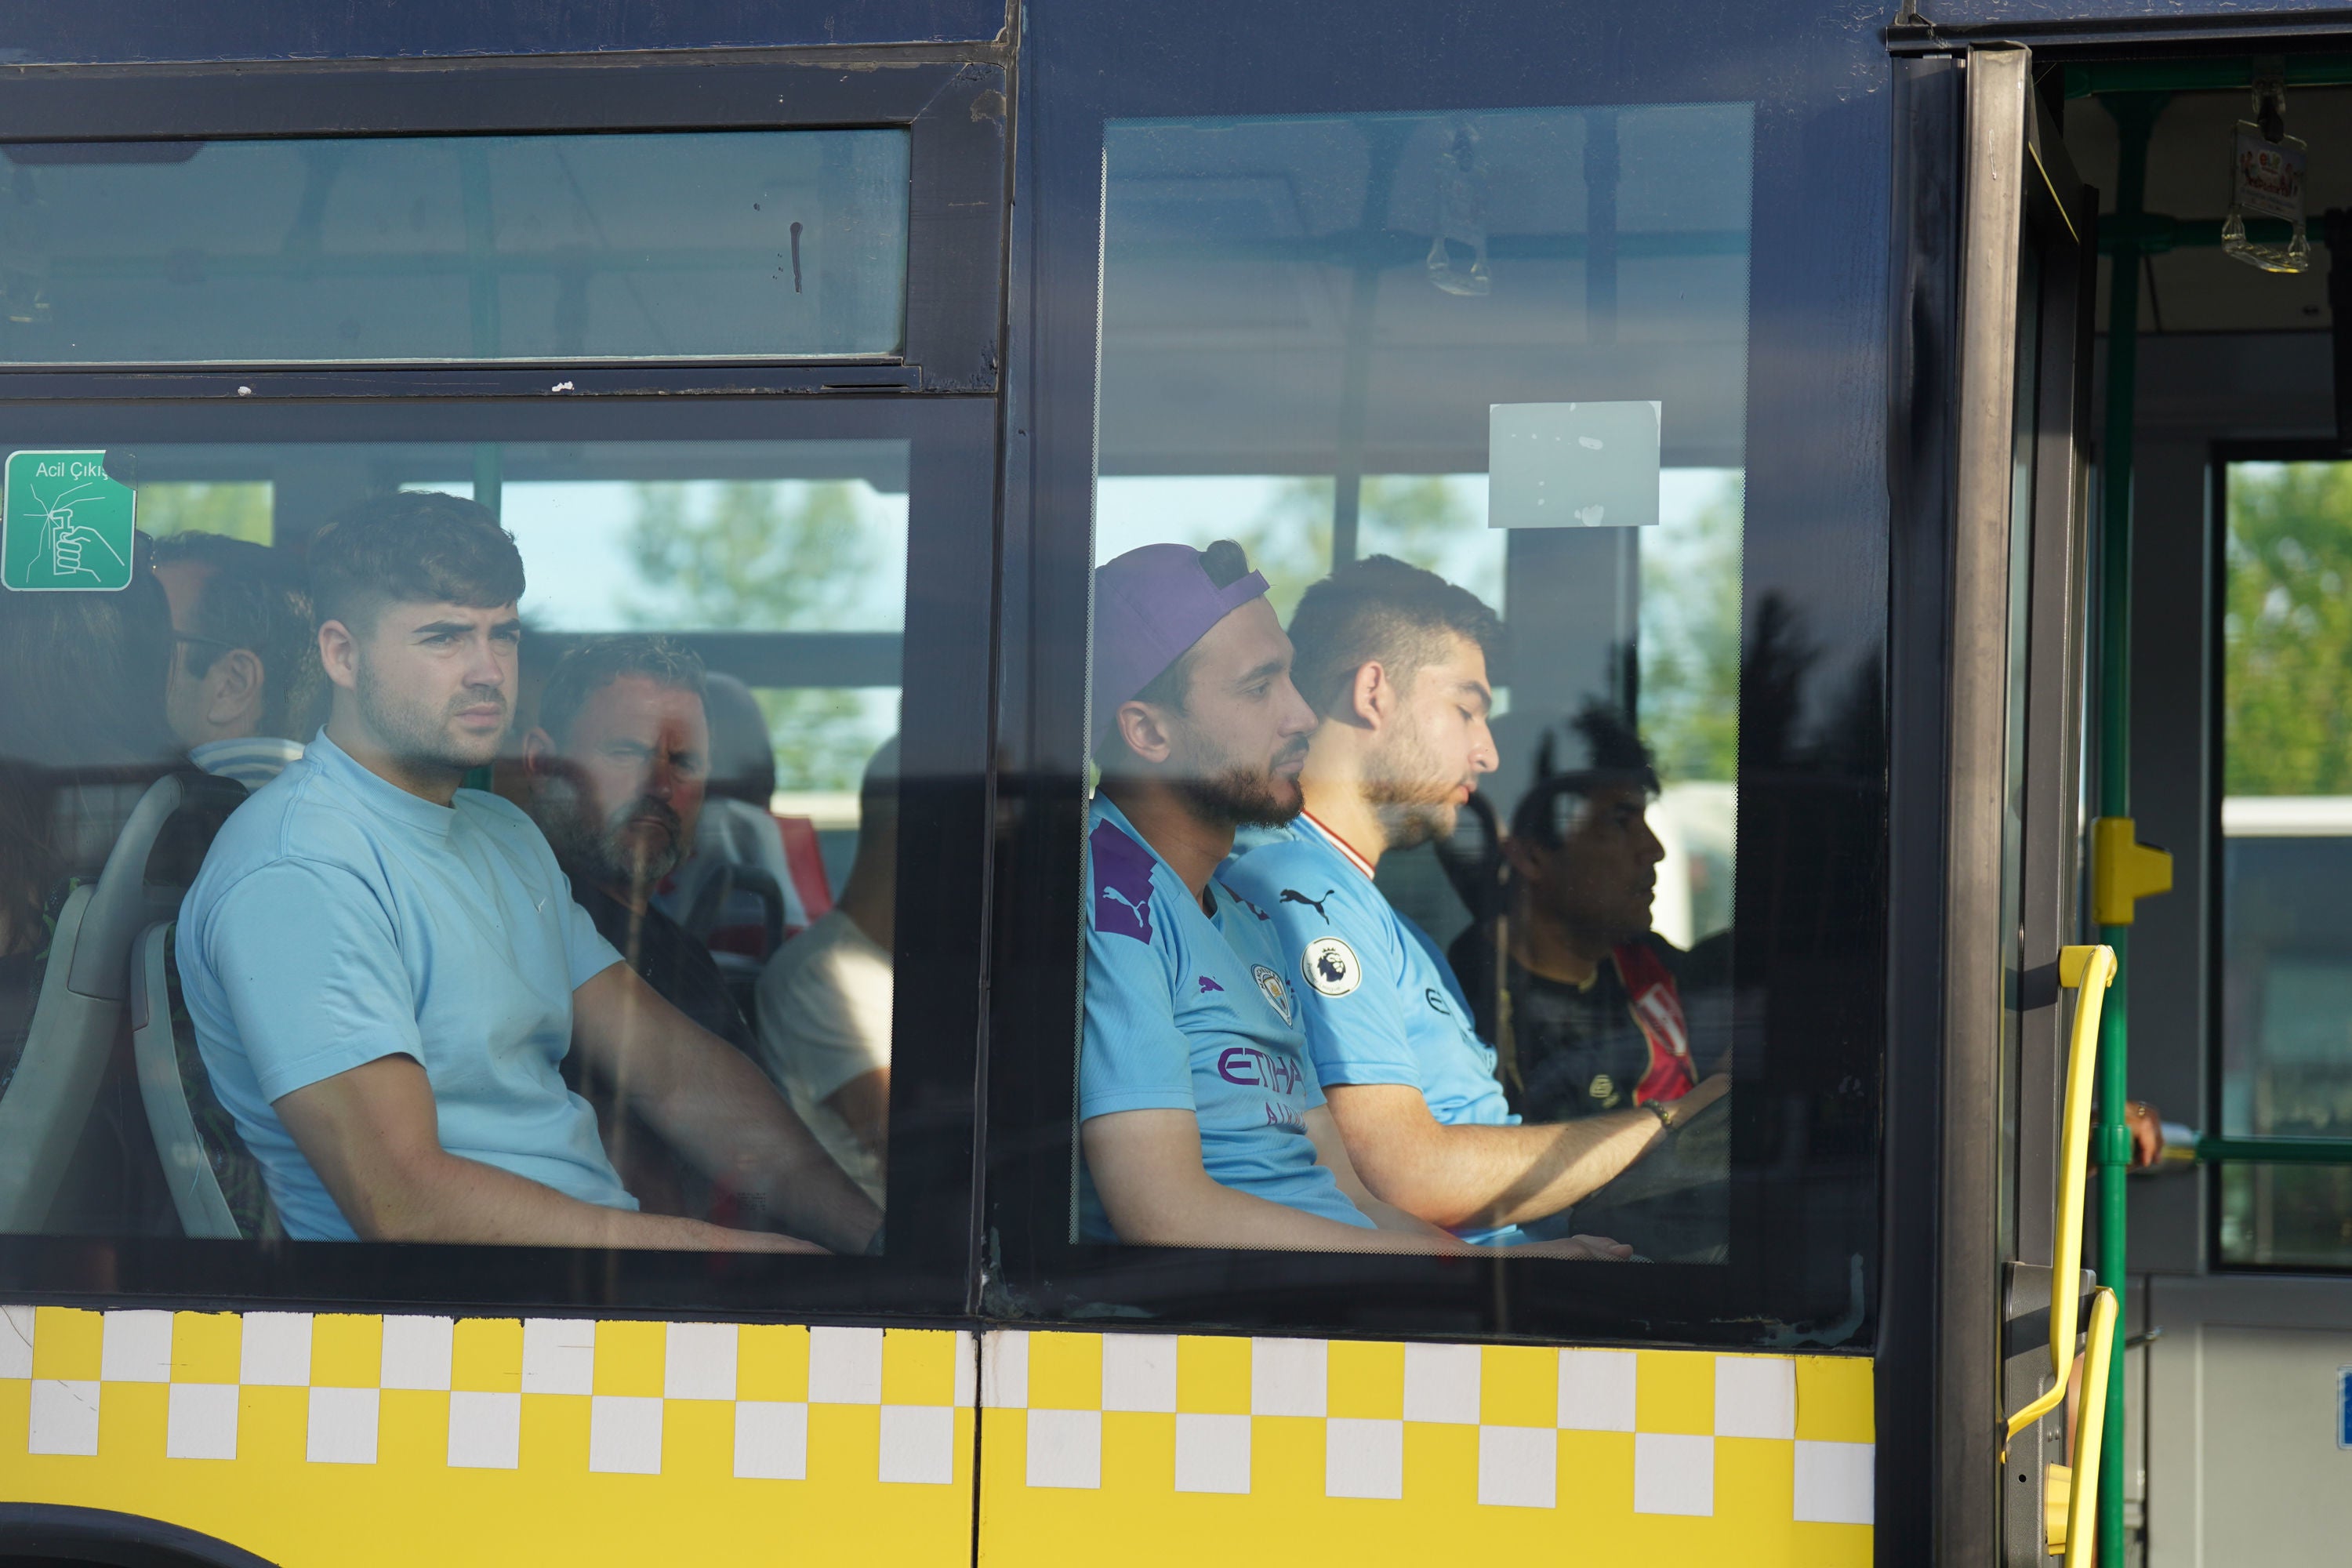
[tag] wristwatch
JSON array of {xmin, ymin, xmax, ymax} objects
[{"xmin": 1646, "ymin": 1098, "xmax": 1678, "ymax": 1133}]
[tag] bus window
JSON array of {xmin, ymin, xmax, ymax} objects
[
  {"xmin": 0, "ymin": 129, "xmax": 909, "ymax": 365},
  {"xmin": 0, "ymin": 426, "xmax": 984, "ymax": 1300},
  {"xmin": 2219, "ymin": 459, "xmax": 2352, "ymax": 1268},
  {"xmin": 1073, "ymin": 106, "xmax": 1749, "ymax": 1263}
]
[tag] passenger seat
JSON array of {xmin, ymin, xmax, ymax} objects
[
  {"xmin": 0, "ymin": 771, "xmax": 244, "ymax": 1232},
  {"xmin": 130, "ymin": 921, "xmax": 278, "ymax": 1240}
]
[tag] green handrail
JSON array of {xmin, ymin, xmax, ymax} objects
[{"xmin": 2092, "ymin": 89, "xmax": 2165, "ymax": 1568}]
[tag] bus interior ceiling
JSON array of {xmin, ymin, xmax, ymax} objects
[{"xmin": 2063, "ymin": 69, "xmax": 2352, "ymax": 445}]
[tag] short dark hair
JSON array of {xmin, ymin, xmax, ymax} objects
[
  {"xmin": 151, "ymin": 532, "xmax": 325, "ymax": 740},
  {"xmin": 1284, "ymin": 554, "xmax": 1502, "ymax": 719},
  {"xmin": 1127, "ymin": 538, "xmax": 1255, "ymax": 717},
  {"xmin": 307, "ymin": 491, "xmax": 526, "ymax": 637},
  {"xmin": 1508, "ymin": 701, "xmax": 1661, "ymax": 847},
  {"xmin": 535, "ymin": 635, "xmax": 707, "ymax": 749}
]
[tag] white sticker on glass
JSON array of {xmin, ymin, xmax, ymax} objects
[{"xmin": 1487, "ymin": 401, "xmax": 1661, "ymax": 529}]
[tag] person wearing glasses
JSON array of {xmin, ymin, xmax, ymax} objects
[{"xmin": 153, "ymin": 531, "xmax": 326, "ymax": 788}]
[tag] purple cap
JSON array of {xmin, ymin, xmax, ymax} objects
[{"xmin": 1091, "ymin": 543, "xmax": 1271, "ymax": 747}]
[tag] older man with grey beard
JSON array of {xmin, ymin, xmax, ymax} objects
[{"xmin": 521, "ymin": 634, "xmax": 768, "ymax": 1217}]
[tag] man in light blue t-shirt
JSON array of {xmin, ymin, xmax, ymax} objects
[
  {"xmin": 178, "ymin": 493, "xmax": 880, "ymax": 1253},
  {"xmin": 1225, "ymin": 558, "xmax": 1722, "ymax": 1243},
  {"xmin": 1079, "ymin": 540, "xmax": 1616, "ymax": 1259}
]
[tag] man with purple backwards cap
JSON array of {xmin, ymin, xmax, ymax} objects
[{"xmin": 1076, "ymin": 539, "xmax": 1627, "ymax": 1258}]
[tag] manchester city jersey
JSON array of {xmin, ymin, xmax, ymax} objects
[
  {"xmin": 1077, "ymin": 796, "xmax": 1374, "ymax": 1243},
  {"xmin": 1225, "ymin": 813, "xmax": 1523, "ymax": 1246}
]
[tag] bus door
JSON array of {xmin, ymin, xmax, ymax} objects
[{"xmin": 1904, "ymin": 43, "xmax": 2102, "ymax": 1566}]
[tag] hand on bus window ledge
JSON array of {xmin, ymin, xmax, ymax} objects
[
  {"xmin": 274, "ymin": 1052, "xmax": 828, "ymax": 1253},
  {"xmin": 1320, "ymin": 1072, "xmax": 1730, "ymax": 1232},
  {"xmin": 2125, "ymin": 1100, "xmax": 2164, "ymax": 1170},
  {"xmin": 1511, "ymin": 1234, "xmax": 1636, "ymax": 1262}
]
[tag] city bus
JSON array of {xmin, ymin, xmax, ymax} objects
[{"xmin": 2, "ymin": 2, "xmax": 2350, "ymax": 1564}]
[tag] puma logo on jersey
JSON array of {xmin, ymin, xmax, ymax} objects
[
  {"xmin": 1089, "ymin": 819, "xmax": 1157, "ymax": 943},
  {"xmin": 1279, "ymin": 887, "xmax": 1335, "ymax": 922}
]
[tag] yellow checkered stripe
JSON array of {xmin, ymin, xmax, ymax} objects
[
  {"xmin": 0, "ymin": 1304, "xmax": 971, "ymax": 1475},
  {"xmin": 1, "ymin": 1309, "xmax": 1871, "ymax": 1566},
  {"xmin": 975, "ymin": 1330, "xmax": 1874, "ymax": 1568}
]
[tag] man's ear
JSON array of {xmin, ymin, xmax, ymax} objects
[
  {"xmin": 317, "ymin": 619, "xmax": 358, "ymax": 693},
  {"xmin": 204, "ymin": 647, "xmax": 265, "ymax": 728},
  {"xmin": 1345, "ymin": 660, "xmax": 1392, "ymax": 730},
  {"xmin": 1114, "ymin": 699, "xmax": 1177, "ymax": 766},
  {"xmin": 520, "ymin": 726, "xmax": 556, "ymax": 776},
  {"xmin": 1501, "ymin": 833, "xmax": 1546, "ymax": 881}
]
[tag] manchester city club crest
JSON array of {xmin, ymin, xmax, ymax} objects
[
  {"xmin": 1301, "ymin": 935, "xmax": 1360, "ymax": 996},
  {"xmin": 1252, "ymin": 964, "xmax": 1294, "ymax": 1025}
]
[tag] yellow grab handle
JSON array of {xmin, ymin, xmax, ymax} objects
[
  {"xmin": 2048, "ymin": 1286, "xmax": 2120, "ymax": 1563},
  {"xmin": 2006, "ymin": 944, "xmax": 2115, "ymax": 1443},
  {"xmin": 2090, "ymin": 817, "xmax": 2172, "ymax": 927}
]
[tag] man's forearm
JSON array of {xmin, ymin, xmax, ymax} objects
[
  {"xmin": 1483, "ymin": 1110, "xmax": 1666, "ymax": 1225},
  {"xmin": 639, "ymin": 1036, "xmax": 882, "ymax": 1254},
  {"xmin": 578, "ymin": 964, "xmax": 883, "ymax": 1254},
  {"xmin": 1109, "ymin": 1174, "xmax": 1474, "ymax": 1255},
  {"xmin": 1334, "ymin": 1075, "xmax": 1731, "ymax": 1230},
  {"xmin": 352, "ymin": 1147, "xmax": 811, "ymax": 1253}
]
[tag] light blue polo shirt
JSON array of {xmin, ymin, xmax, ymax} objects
[
  {"xmin": 177, "ymin": 730, "xmax": 633, "ymax": 1241},
  {"xmin": 1225, "ymin": 814, "xmax": 1523, "ymax": 1246},
  {"xmin": 1078, "ymin": 795, "xmax": 1374, "ymax": 1242}
]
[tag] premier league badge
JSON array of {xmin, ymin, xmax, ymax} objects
[
  {"xmin": 1253, "ymin": 964, "xmax": 1294, "ymax": 1025},
  {"xmin": 1301, "ymin": 935, "xmax": 1360, "ymax": 997}
]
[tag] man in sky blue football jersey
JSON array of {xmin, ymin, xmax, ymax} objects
[
  {"xmin": 1222, "ymin": 557, "xmax": 1728, "ymax": 1241},
  {"xmin": 1080, "ymin": 540, "xmax": 1625, "ymax": 1259}
]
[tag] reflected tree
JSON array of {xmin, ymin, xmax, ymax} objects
[
  {"xmin": 1639, "ymin": 474, "xmax": 1743, "ymax": 784},
  {"xmin": 136, "ymin": 483, "xmax": 274, "ymax": 547},
  {"xmin": 622, "ymin": 480, "xmax": 880, "ymax": 792},
  {"xmin": 1232, "ymin": 475, "xmax": 1479, "ymax": 618}
]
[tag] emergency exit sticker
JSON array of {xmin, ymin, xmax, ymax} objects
[{"xmin": 2, "ymin": 449, "xmax": 136, "ymax": 591}]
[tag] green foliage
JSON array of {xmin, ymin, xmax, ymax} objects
[
  {"xmin": 620, "ymin": 480, "xmax": 882, "ymax": 793},
  {"xmin": 1229, "ymin": 475, "xmax": 1477, "ymax": 619},
  {"xmin": 1640, "ymin": 476, "xmax": 1744, "ymax": 783},
  {"xmin": 2225, "ymin": 463, "xmax": 2352, "ymax": 796},
  {"xmin": 138, "ymin": 482, "xmax": 274, "ymax": 546}
]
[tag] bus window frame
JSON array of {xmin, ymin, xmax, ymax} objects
[
  {"xmin": 981, "ymin": 0, "xmax": 1896, "ymax": 1349},
  {"xmin": 0, "ymin": 390, "xmax": 994, "ymax": 1322},
  {"xmin": 0, "ymin": 52, "xmax": 1007, "ymax": 394}
]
